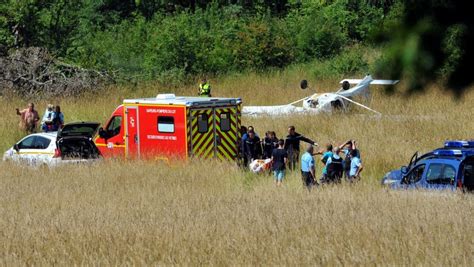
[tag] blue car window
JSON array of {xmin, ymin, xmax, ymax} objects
[
  {"xmin": 404, "ymin": 164, "xmax": 425, "ymax": 184},
  {"xmin": 426, "ymin": 164, "xmax": 443, "ymax": 180},
  {"xmin": 426, "ymin": 163, "xmax": 456, "ymax": 185}
]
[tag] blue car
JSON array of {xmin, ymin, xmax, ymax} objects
[{"xmin": 382, "ymin": 140, "xmax": 474, "ymax": 192}]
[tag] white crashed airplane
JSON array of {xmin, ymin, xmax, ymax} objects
[{"xmin": 242, "ymin": 75, "xmax": 399, "ymax": 116}]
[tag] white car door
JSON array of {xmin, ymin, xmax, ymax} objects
[{"xmin": 16, "ymin": 135, "xmax": 54, "ymax": 165}]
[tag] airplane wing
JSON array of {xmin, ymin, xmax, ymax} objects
[
  {"xmin": 339, "ymin": 78, "xmax": 399, "ymax": 85},
  {"xmin": 370, "ymin": 79, "xmax": 399, "ymax": 85},
  {"xmin": 339, "ymin": 79, "xmax": 363, "ymax": 85},
  {"xmin": 242, "ymin": 105, "xmax": 320, "ymax": 116}
]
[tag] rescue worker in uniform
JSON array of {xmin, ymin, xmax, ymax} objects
[
  {"xmin": 243, "ymin": 130, "xmax": 262, "ymax": 166},
  {"xmin": 284, "ymin": 126, "xmax": 316, "ymax": 171},
  {"xmin": 262, "ymin": 131, "xmax": 278, "ymax": 159},
  {"xmin": 198, "ymin": 78, "xmax": 211, "ymax": 97},
  {"xmin": 324, "ymin": 147, "xmax": 344, "ymax": 184}
]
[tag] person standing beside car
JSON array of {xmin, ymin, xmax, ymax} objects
[
  {"xmin": 51, "ymin": 105, "xmax": 65, "ymax": 131},
  {"xmin": 41, "ymin": 104, "xmax": 55, "ymax": 132},
  {"xmin": 16, "ymin": 103, "xmax": 40, "ymax": 133}
]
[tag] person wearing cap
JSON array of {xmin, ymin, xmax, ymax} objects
[{"xmin": 41, "ymin": 104, "xmax": 55, "ymax": 132}]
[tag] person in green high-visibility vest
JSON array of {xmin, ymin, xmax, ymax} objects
[{"xmin": 198, "ymin": 78, "xmax": 211, "ymax": 97}]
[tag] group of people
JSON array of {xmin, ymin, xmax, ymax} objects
[
  {"xmin": 239, "ymin": 125, "xmax": 363, "ymax": 189},
  {"xmin": 301, "ymin": 140, "xmax": 363, "ymax": 190},
  {"xmin": 16, "ymin": 103, "xmax": 65, "ymax": 133}
]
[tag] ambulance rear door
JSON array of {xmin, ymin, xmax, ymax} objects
[
  {"xmin": 214, "ymin": 106, "xmax": 239, "ymax": 160},
  {"xmin": 189, "ymin": 108, "xmax": 215, "ymax": 158}
]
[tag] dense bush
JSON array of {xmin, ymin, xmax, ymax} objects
[{"xmin": 0, "ymin": 0, "xmax": 402, "ymax": 84}]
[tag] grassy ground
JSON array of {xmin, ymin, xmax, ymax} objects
[{"xmin": 1, "ymin": 73, "xmax": 474, "ymax": 265}]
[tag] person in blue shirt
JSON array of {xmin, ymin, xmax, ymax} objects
[
  {"xmin": 349, "ymin": 149, "xmax": 363, "ymax": 182},
  {"xmin": 51, "ymin": 105, "xmax": 65, "ymax": 131},
  {"xmin": 319, "ymin": 143, "xmax": 333, "ymax": 183},
  {"xmin": 301, "ymin": 144, "xmax": 316, "ymax": 190},
  {"xmin": 340, "ymin": 139, "xmax": 360, "ymax": 179},
  {"xmin": 324, "ymin": 147, "xmax": 344, "ymax": 183}
]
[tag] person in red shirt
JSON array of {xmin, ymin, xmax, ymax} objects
[{"xmin": 16, "ymin": 103, "xmax": 40, "ymax": 133}]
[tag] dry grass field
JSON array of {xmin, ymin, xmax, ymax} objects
[{"xmin": 1, "ymin": 72, "xmax": 474, "ymax": 265}]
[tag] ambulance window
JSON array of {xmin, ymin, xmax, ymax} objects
[
  {"xmin": 158, "ymin": 116, "xmax": 174, "ymax": 133},
  {"xmin": 107, "ymin": 116, "xmax": 122, "ymax": 137},
  {"xmin": 220, "ymin": 113, "xmax": 230, "ymax": 132},
  {"xmin": 198, "ymin": 113, "xmax": 208, "ymax": 133}
]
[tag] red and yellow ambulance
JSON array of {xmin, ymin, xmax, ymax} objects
[{"xmin": 95, "ymin": 94, "xmax": 242, "ymax": 160}]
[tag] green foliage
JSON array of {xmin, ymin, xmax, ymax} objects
[
  {"xmin": 310, "ymin": 45, "xmax": 370, "ymax": 80},
  {"xmin": 439, "ymin": 24, "xmax": 466, "ymax": 78},
  {"xmin": 0, "ymin": 0, "xmax": 403, "ymax": 84}
]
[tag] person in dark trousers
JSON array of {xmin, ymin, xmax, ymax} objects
[
  {"xmin": 319, "ymin": 143, "xmax": 334, "ymax": 183},
  {"xmin": 339, "ymin": 139, "xmax": 360, "ymax": 180},
  {"xmin": 243, "ymin": 130, "xmax": 262, "ymax": 166},
  {"xmin": 284, "ymin": 126, "xmax": 316, "ymax": 171},
  {"xmin": 263, "ymin": 131, "xmax": 278, "ymax": 159},
  {"xmin": 271, "ymin": 139, "xmax": 288, "ymax": 186},
  {"xmin": 51, "ymin": 105, "xmax": 64, "ymax": 131},
  {"xmin": 301, "ymin": 144, "xmax": 317, "ymax": 190},
  {"xmin": 349, "ymin": 149, "xmax": 363, "ymax": 182},
  {"xmin": 238, "ymin": 126, "xmax": 248, "ymax": 167},
  {"xmin": 324, "ymin": 147, "xmax": 344, "ymax": 184}
]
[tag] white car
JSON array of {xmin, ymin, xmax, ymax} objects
[{"xmin": 3, "ymin": 122, "xmax": 102, "ymax": 166}]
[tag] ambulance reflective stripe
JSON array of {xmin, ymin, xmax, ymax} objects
[
  {"xmin": 186, "ymin": 109, "xmax": 192, "ymax": 156},
  {"xmin": 215, "ymin": 107, "xmax": 238, "ymax": 160},
  {"xmin": 191, "ymin": 109, "xmax": 215, "ymax": 158}
]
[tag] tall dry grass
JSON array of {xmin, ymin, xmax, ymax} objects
[
  {"xmin": 0, "ymin": 161, "xmax": 473, "ymax": 265},
  {"xmin": 1, "ymin": 73, "xmax": 474, "ymax": 265}
]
